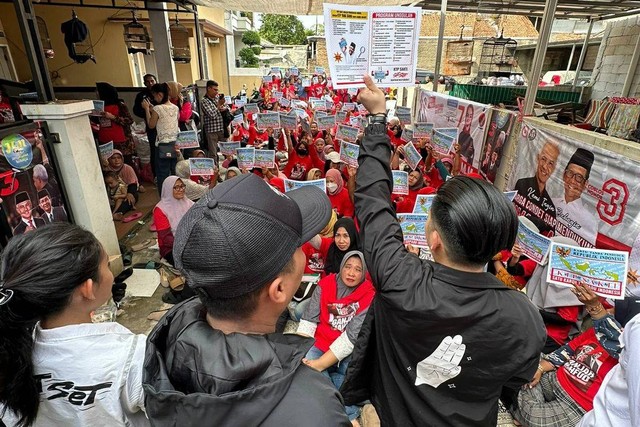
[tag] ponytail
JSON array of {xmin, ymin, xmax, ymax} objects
[{"xmin": 0, "ymin": 223, "xmax": 103, "ymax": 426}]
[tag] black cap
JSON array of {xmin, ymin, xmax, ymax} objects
[
  {"xmin": 14, "ymin": 192, "xmax": 30, "ymax": 205},
  {"xmin": 37, "ymin": 190, "xmax": 50, "ymax": 200},
  {"xmin": 173, "ymin": 174, "xmax": 332, "ymax": 299},
  {"xmin": 567, "ymin": 148, "xmax": 594, "ymax": 175}
]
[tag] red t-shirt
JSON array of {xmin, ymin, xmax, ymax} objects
[
  {"xmin": 283, "ymin": 152, "xmax": 314, "ymax": 180},
  {"xmin": 556, "ymin": 328, "xmax": 619, "ymax": 411},
  {"xmin": 152, "ymin": 207, "xmax": 173, "ymax": 259},
  {"xmin": 98, "ymin": 104, "xmax": 127, "ymax": 144},
  {"xmin": 547, "ymin": 306, "xmax": 581, "ymax": 346},
  {"xmin": 302, "ymin": 237, "xmax": 333, "ymax": 276},
  {"xmin": 328, "ymin": 188, "xmax": 354, "ymax": 218}
]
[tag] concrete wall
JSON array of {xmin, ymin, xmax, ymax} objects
[
  {"xmin": 591, "ymin": 15, "xmax": 640, "ymax": 100},
  {"xmin": 516, "ymin": 44, "xmax": 599, "ymax": 78}
]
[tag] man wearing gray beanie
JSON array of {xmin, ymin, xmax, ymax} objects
[
  {"xmin": 553, "ymin": 147, "xmax": 598, "ymax": 247},
  {"xmin": 143, "ymin": 174, "xmax": 350, "ymax": 426}
]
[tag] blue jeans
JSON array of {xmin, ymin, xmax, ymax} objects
[
  {"xmin": 156, "ymin": 153, "xmax": 177, "ymax": 196},
  {"xmin": 306, "ymin": 346, "xmax": 360, "ymax": 421}
]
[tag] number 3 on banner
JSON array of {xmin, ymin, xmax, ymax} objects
[{"xmin": 597, "ymin": 178, "xmax": 628, "ymax": 226}]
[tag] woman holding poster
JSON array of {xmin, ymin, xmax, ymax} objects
[{"xmin": 458, "ymin": 104, "xmax": 475, "ymax": 164}]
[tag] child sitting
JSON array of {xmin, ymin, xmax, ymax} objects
[{"xmin": 104, "ymin": 171, "xmax": 130, "ymax": 220}]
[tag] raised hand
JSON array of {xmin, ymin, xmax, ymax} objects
[
  {"xmin": 415, "ymin": 335, "xmax": 466, "ymax": 388},
  {"xmin": 357, "ymin": 75, "xmax": 386, "ymax": 116}
]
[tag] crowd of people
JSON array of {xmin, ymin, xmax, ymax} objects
[{"xmin": 0, "ymin": 70, "xmax": 639, "ymax": 427}]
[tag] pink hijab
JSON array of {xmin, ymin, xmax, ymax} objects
[
  {"xmin": 325, "ymin": 169, "xmax": 344, "ymax": 195},
  {"xmin": 156, "ymin": 176, "xmax": 194, "ymax": 234},
  {"xmin": 108, "ymin": 149, "xmax": 138, "ymax": 186}
]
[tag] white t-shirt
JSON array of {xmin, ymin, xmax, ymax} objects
[
  {"xmin": 154, "ymin": 103, "xmax": 179, "ymax": 145},
  {"xmin": 1, "ymin": 322, "xmax": 149, "ymax": 427},
  {"xmin": 552, "ymin": 196, "xmax": 598, "ymax": 247},
  {"xmin": 578, "ymin": 314, "xmax": 640, "ymax": 427}
]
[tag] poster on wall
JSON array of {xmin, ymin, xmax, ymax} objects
[
  {"xmin": 0, "ymin": 123, "xmax": 71, "ymax": 241},
  {"xmin": 508, "ymin": 120, "xmax": 640, "ymax": 297},
  {"xmin": 413, "ymin": 88, "xmax": 489, "ymax": 174},
  {"xmin": 479, "ymin": 109, "xmax": 516, "ymax": 183}
]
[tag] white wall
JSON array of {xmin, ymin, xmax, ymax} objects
[{"xmin": 591, "ymin": 15, "xmax": 640, "ymax": 99}]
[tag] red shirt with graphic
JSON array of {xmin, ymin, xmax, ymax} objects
[
  {"xmin": 302, "ymin": 237, "xmax": 333, "ymax": 276},
  {"xmin": 314, "ymin": 274, "xmax": 375, "ymax": 352},
  {"xmin": 556, "ymin": 328, "xmax": 619, "ymax": 411}
]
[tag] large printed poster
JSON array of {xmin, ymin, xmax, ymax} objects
[
  {"xmin": 414, "ymin": 88, "xmax": 489, "ymax": 174},
  {"xmin": 508, "ymin": 121, "xmax": 640, "ymax": 297},
  {"xmin": 323, "ymin": 4, "xmax": 421, "ymax": 88},
  {"xmin": 479, "ymin": 109, "xmax": 516, "ymax": 183}
]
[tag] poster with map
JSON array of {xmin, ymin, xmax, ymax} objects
[
  {"xmin": 547, "ymin": 242, "xmax": 628, "ymax": 299},
  {"xmin": 517, "ymin": 218, "xmax": 552, "ymax": 265},
  {"xmin": 397, "ymin": 213, "xmax": 428, "ymax": 247}
]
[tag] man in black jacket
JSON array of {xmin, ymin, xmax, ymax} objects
[
  {"xmin": 143, "ymin": 174, "xmax": 351, "ymax": 427},
  {"xmin": 341, "ymin": 75, "xmax": 546, "ymax": 426}
]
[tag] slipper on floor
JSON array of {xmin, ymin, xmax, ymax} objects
[
  {"xmin": 131, "ymin": 238, "xmax": 156, "ymax": 252},
  {"xmin": 169, "ymin": 276, "xmax": 185, "ymax": 291},
  {"xmin": 114, "ymin": 267, "xmax": 133, "ymax": 282},
  {"xmin": 123, "ymin": 212, "xmax": 143, "ymax": 223}
]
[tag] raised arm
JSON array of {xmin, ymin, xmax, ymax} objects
[{"xmin": 355, "ymin": 75, "xmax": 424, "ymax": 293}]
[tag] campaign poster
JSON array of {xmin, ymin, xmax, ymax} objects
[
  {"xmin": 231, "ymin": 114, "xmax": 244, "ymax": 125},
  {"xmin": 244, "ymin": 103, "xmax": 260, "ymax": 114},
  {"xmin": 431, "ymin": 130, "xmax": 455, "ymax": 156},
  {"xmin": 255, "ymin": 149, "xmax": 276, "ymax": 169},
  {"xmin": 397, "ymin": 213, "xmax": 428, "ymax": 247},
  {"xmin": 224, "ymin": 95, "xmax": 232, "ymax": 105},
  {"xmin": 236, "ymin": 147, "xmax": 255, "ymax": 169},
  {"xmin": 315, "ymin": 111, "xmax": 328, "ymax": 118},
  {"xmin": 324, "ymin": 4, "xmax": 422, "ymax": 88},
  {"xmin": 92, "ymin": 100, "xmax": 104, "ymax": 116},
  {"xmin": 290, "ymin": 67, "xmax": 299, "ymax": 76},
  {"xmin": 218, "ymin": 141, "xmax": 240, "ymax": 156},
  {"xmin": 175, "ymin": 130, "xmax": 199, "ymax": 150},
  {"xmin": 336, "ymin": 124, "xmax": 359, "ymax": 143},
  {"xmin": 412, "ymin": 122, "xmax": 433, "ymax": 139},
  {"xmin": 317, "ymin": 115, "xmax": 337, "ymax": 131},
  {"xmin": 284, "ymin": 178, "xmax": 327, "ymax": 193},
  {"xmin": 98, "ymin": 141, "xmax": 113, "ymax": 159},
  {"xmin": 189, "ymin": 158, "xmax": 215, "ymax": 176},
  {"xmin": 0, "ymin": 126, "xmax": 70, "ymax": 238},
  {"xmin": 263, "ymin": 75, "xmax": 273, "ymax": 83},
  {"xmin": 508, "ymin": 120, "xmax": 640, "ymax": 262},
  {"xmin": 403, "ymin": 142, "xmax": 422, "ymax": 170},
  {"xmin": 234, "ymin": 99, "xmax": 246, "ymax": 108},
  {"xmin": 342, "ymin": 102, "xmax": 357, "ymax": 112},
  {"xmin": 413, "ymin": 194, "xmax": 435, "ymax": 215},
  {"xmin": 273, "ymin": 91, "xmax": 283, "ymax": 100},
  {"xmin": 479, "ymin": 109, "xmax": 516, "ymax": 184},
  {"xmin": 340, "ymin": 141, "xmax": 360, "ymax": 168},
  {"xmin": 336, "ymin": 111, "xmax": 348, "ymax": 123},
  {"xmin": 516, "ymin": 217, "xmax": 552, "ymax": 265},
  {"xmin": 280, "ymin": 114, "xmax": 297, "ymax": 131},
  {"xmin": 547, "ymin": 242, "xmax": 628, "ymax": 299},
  {"xmin": 311, "ymin": 100, "xmax": 327, "ymax": 111},
  {"xmin": 256, "ymin": 113, "xmax": 281, "ymax": 129},
  {"xmin": 396, "ymin": 106, "xmax": 412, "ymax": 125},
  {"xmin": 401, "ymin": 128, "xmax": 414, "ymax": 143},
  {"xmin": 279, "ymin": 98, "xmax": 291, "ymax": 108},
  {"xmin": 414, "ymin": 89, "xmax": 489, "ymax": 174},
  {"xmin": 392, "ymin": 170, "xmax": 408, "ymax": 195},
  {"xmin": 504, "ymin": 191, "xmax": 517, "ymax": 202}
]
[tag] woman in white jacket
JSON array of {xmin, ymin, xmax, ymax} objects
[{"xmin": 0, "ymin": 223, "xmax": 148, "ymax": 427}]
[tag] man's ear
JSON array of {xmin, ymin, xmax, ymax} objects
[
  {"xmin": 428, "ymin": 228, "xmax": 442, "ymax": 253},
  {"xmin": 265, "ymin": 276, "xmax": 289, "ymax": 305},
  {"xmin": 77, "ymin": 278, "xmax": 97, "ymax": 301}
]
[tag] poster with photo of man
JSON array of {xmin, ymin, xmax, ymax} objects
[
  {"xmin": 508, "ymin": 121, "xmax": 640, "ymax": 253},
  {"xmin": 479, "ymin": 109, "xmax": 516, "ymax": 183},
  {"xmin": 413, "ymin": 88, "xmax": 488, "ymax": 174}
]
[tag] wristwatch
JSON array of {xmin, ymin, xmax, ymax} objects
[{"xmin": 366, "ymin": 113, "xmax": 387, "ymax": 135}]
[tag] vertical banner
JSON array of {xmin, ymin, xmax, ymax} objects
[
  {"xmin": 414, "ymin": 88, "xmax": 489, "ymax": 174},
  {"xmin": 479, "ymin": 109, "xmax": 516, "ymax": 183}
]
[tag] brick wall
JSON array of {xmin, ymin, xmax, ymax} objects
[{"xmin": 591, "ymin": 15, "xmax": 640, "ymax": 100}]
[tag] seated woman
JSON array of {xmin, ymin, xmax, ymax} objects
[
  {"xmin": 303, "ymin": 217, "xmax": 360, "ymax": 279},
  {"xmin": 107, "ymin": 149, "xmax": 138, "ymax": 210},
  {"xmin": 326, "ymin": 169, "xmax": 354, "ymax": 218},
  {"xmin": 297, "ymin": 251, "xmax": 375, "ymax": 427},
  {"xmin": 510, "ymin": 283, "xmax": 623, "ymax": 427},
  {"xmin": 0, "ymin": 223, "xmax": 148, "ymax": 426},
  {"xmin": 175, "ymin": 160, "xmax": 216, "ymax": 201}
]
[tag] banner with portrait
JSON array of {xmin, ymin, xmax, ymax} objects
[
  {"xmin": 413, "ymin": 88, "xmax": 489, "ymax": 174},
  {"xmin": 479, "ymin": 109, "xmax": 516, "ymax": 183},
  {"xmin": 508, "ymin": 120, "xmax": 640, "ymax": 297},
  {"xmin": 0, "ymin": 122, "xmax": 71, "ymax": 242}
]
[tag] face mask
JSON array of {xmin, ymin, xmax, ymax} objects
[
  {"xmin": 327, "ymin": 182, "xmax": 338, "ymax": 193},
  {"xmin": 297, "ymin": 147, "xmax": 308, "ymax": 156}
]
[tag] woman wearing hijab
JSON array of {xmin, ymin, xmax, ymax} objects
[
  {"xmin": 107, "ymin": 149, "xmax": 138, "ymax": 209},
  {"xmin": 174, "ymin": 160, "xmax": 216, "ymax": 201},
  {"xmin": 307, "ymin": 168, "xmax": 322, "ymax": 181},
  {"xmin": 153, "ymin": 176, "xmax": 193, "ymax": 266},
  {"xmin": 395, "ymin": 168, "xmax": 425, "ymax": 213},
  {"xmin": 96, "ymin": 82, "xmax": 135, "ymax": 165},
  {"xmin": 326, "ymin": 169, "xmax": 354, "ymax": 218},
  {"xmin": 297, "ymin": 250, "xmax": 375, "ymax": 425}
]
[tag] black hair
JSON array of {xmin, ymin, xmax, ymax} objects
[
  {"xmin": 206, "ymin": 80, "xmax": 219, "ymax": 88},
  {"xmin": 143, "ymin": 73, "xmax": 156, "ymax": 81},
  {"xmin": 199, "ymin": 255, "xmax": 297, "ymax": 321},
  {"xmin": 0, "ymin": 224, "xmax": 103, "ymax": 426},
  {"xmin": 150, "ymin": 83, "xmax": 169, "ymax": 104},
  {"xmin": 430, "ymin": 176, "xmax": 517, "ymax": 267},
  {"xmin": 103, "ymin": 170, "xmax": 119, "ymax": 180}
]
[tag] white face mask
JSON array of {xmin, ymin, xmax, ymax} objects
[{"xmin": 327, "ymin": 182, "xmax": 338, "ymax": 193}]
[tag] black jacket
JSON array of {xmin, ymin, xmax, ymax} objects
[
  {"xmin": 143, "ymin": 298, "xmax": 350, "ymax": 427},
  {"xmin": 341, "ymin": 130, "xmax": 546, "ymax": 426}
]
